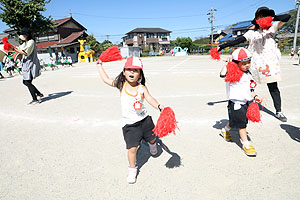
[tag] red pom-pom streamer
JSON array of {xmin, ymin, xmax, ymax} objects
[
  {"xmin": 209, "ymin": 47, "xmax": 221, "ymax": 60},
  {"xmin": 98, "ymin": 46, "xmax": 122, "ymax": 62},
  {"xmin": 256, "ymin": 16, "xmax": 273, "ymax": 30},
  {"xmin": 2, "ymin": 37, "xmax": 12, "ymax": 51},
  {"xmin": 224, "ymin": 61, "xmax": 243, "ymax": 83},
  {"xmin": 246, "ymin": 102, "xmax": 261, "ymax": 123},
  {"xmin": 153, "ymin": 107, "xmax": 179, "ymax": 138}
]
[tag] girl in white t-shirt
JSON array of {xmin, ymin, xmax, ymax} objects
[
  {"xmin": 96, "ymin": 56, "xmax": 164, "ymax": 184},
  {"xmin": 218, "ymin": 7, "xmax": 290, "ymax": 122}
]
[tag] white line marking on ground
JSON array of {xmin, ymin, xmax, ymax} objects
[
  {"xmin": 280, "ymin": 84, "xmax": 300, "ymax": 89},
  {"xmin": 167, "ymin": 57, "xmax": 190, "ymax": 71},
  {"xmin": 71, "ymin": 92, "xmax": 223, "ymax": 99}
]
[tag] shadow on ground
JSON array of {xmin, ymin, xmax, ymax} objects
[
  {"xmin": 136, "ymin": 137, "xmax": 181, "ymax": 171},
  {"xmin": 41, "ymin": 91, "xmax": 73, "ymax": 102},
  {"xmin": 207, "ymin": 99, "xmax": 228, "ymax": 106},
  {"xmin": 213, "ymin": 119, "xmax": 253, "ymax": 150},
  {"xmin": 280, "ymin": 124, "xmax": 300, "ymax": 143}
]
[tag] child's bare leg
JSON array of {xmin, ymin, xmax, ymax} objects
[
  {"xmin": 239, "ymin": 128, "xmax": 247, "ymax": 142},
  {"xmin": 239, "ymin": 128, "xmax": 256, "ymax": 156},
  {"xmin": 225, "ymin": 123, "xmax": 231, "ymax": 130},
  {"xmin": 128, "ymin": 146, "xmax": 138, "ymax": 167}
]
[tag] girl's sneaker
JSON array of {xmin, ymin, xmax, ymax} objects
[
  {"xmin": 242, "ymin": 145, "xmax": 257, "ymax": 157},
  {"xmin": 148, "ymin": 142, "xmax": 157, "ymax": 156},
  {"xmin": 127, "ymin": 166, "xmax": 137, "ymax": 184},
  {"xmin": 220, "ymin": 128, "xmax": 232, "ymax": 142}
]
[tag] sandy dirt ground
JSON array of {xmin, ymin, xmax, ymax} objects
[{"xmin": 0, "ymin": 55, "xmax": 299, "ymax": 200}]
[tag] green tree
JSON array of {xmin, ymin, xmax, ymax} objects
[
  {"xmin": 86, "ymin": 34, "xmax": 101, "ymax": 53},
  {"xmin": 101, "ymin": 40, "xmax": 113, "ymax": 51},
  {"xmin": 279, "ymin": 9, "xmax": 298, "ymax": 34},
  {"xmin": 193, "ymin": 37, "xmax": 210, "ymax": 45},
  {"xmin": 0, "ymin": 0, "xmax": 54, "ymax": 36},
  {"xmin": 172, "ymin": 37, "xmax": 194, "ymax": 52}
]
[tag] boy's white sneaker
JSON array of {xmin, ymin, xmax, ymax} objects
[
  {"xmin": 149, "ymin": 142, "xmax": 157, "ymax": 156},
  {"xmin": 127, "ymin": 166, "xmax": 137, "ymax": 184}
]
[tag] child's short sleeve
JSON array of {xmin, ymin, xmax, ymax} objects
[{"xmin": 243, "ymin": 30, "xmax": 253, "ymax": 42}]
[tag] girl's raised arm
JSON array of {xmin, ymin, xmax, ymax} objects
[
  {"xmin": 96, "ymin": 61, "xmax": 115, "ymax": 87},
  {"xmin": 142, "ymin": 85, "xmax": 164, "ymax": 111}
]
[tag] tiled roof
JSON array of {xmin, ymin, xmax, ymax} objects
[
  {"xmin": 231, "ymin": 20, "xmax": 252, "ymax": 29},
  {"xmin": 218, "ymin": 33, "xmax": 234, "ymax": 43},
  {"xmin": 127, "ymin": 28, "xmax": 171, "ymax": 34},
  {"xmin": 58, "ymin": 31, "xmax": 85, "ymax": 44},
  {"xmin": 54, "ymin": 17, "xmax": 72, "ymax": 27},
  {"xmin": 54, "ymin": 17, "xmax": 87, "ymax": 30},
  {"xmin": 36, "ymin": 41, "xmax": 59, "ymax": 49}
]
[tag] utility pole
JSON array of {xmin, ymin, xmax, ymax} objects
[
  {"xmin": 106, "ymin": 35, "xmax": 110, "ymax": 41},
  {"xmin": 293, "ymin": 0, "xmax": 300, "ymax": 51},
  {"xmin": 69, "ymin": 9, "xmax": 72, "ymax": 17},
  {"xmin": 207, "ymin": 7, "xmax": 217, "ymax": 45}
]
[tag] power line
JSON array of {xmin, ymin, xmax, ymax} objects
[{"xmin": 72, "ymin": 12, "xmax": 207, "ymax": 20}]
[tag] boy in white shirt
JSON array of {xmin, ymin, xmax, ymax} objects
[{"xmin": 220, "ymin": 48, "xmax": 262, "ymax": 156}]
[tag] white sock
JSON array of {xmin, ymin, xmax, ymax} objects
[
  {"xmin": 224, "ymin": 126, "xmax": 230, "ymax": 132},
  {"xmin": 242, "ymin": 140, "xmax": 250, "ymax": 147}
]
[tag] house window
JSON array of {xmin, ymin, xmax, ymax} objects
[
  {"xmin": 147, "ymin": 33, "xmax": 154, "ymax": 38},
  {"xmin": 158, "ymin": 33, "xmax": 167, "ymax": 38},
  {"xmin": 128, "ymin": 34, "xmax": 134, "ymax": 39},
  {"xmin": 70, "ymin": 47, "xmax": 75, "ymax": 53}
]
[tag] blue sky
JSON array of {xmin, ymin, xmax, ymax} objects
[{"xmin": 0, "ymin": 0, "xmax": 296, "ymax": 43}]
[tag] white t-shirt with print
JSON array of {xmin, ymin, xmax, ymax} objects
[
  {"xmin": 226, "ymin": 72, "xmax": 253, "ymax": 105},
  {"xmin": 244, "ymin": 21, "xmax": 281, "ymax": 84},
  {"xmin": 121, "ymin": 82, "xmax": 148, "ymax": 126}
]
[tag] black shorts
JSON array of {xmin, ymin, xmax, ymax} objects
[
  {"xmin": 122, "ymin": 116, "xmax": 156, "ymax": 149},
  {"xmin": 227, "ymin": 100, "xmax": 249, "ymax": 129}
]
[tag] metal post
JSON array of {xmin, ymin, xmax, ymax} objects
[
  {"xmin": 207, "ymin": 7, "xmax": 217, "ymax": 45},
  {"xmin": 293, "ymin": 0, "xmax": 300, "ymax": 51}
]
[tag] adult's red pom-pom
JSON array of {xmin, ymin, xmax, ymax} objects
[
  {"xmin": 153, "ymin": 107, "xmax": 179, "ymax": 138},
  {"xmin": 246, "ymin": 102, "xmax": 261, "ymax": 123},
  {"xmin": 224, "ymin": 61, "xmax": 243, "ymax": 83},
  {"xmin": 99, "ymin": 46, "xmax": 122, "ymax": 62},
  {"xmin": 256, "ymin": 16, "xmax": 273, "ymax": 30},
  {"xmin": 209, "ymin": 47, "xmax": 221, "ymax": 61}
]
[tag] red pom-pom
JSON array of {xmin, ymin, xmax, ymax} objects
[
  {"xmin": 153, "ymin": 107, "xmax": 179, "ymax": 138},
  {"xmin": 256, "ymin": 16, "xmax": 273, "ymax": 30},
  {"xmin": 4, "ymin": 43, "xmax": 12, "ymax": 51},
  {"xmin": 246, "ymin": 102, "xmax": 261, "ymax": 123},
  {"xmin": 224, "ymin": 62, "xmax": 243, "ymax": 83},
  {"xmin": 2, "ymin": 37, "xmax": 8, "ymax": 44},
  {"xmin": 209, "ymin": 47, "xmax": 221, "ymax": 60},
  {"xmin": 99, "ymin": 46, "xmax": 122, "ymax": 62},
  {"xmin": 2, "ymin": 37, "xmax": 12, "ymax": 51}
]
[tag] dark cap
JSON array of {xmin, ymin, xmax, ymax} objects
[
  {"xmin": 17, "ymin": 27, "xmax": 32, "ymax": 36},
  {"xmin": 254, "ymin": 7, "xmax": 275, "ymax": 19},
  {"xmin": 251, "ymin": 7, "xmax": 275, "ymax": 25}
]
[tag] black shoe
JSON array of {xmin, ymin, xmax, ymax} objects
[
  {"xmin": 38, "ymin": 93, "xmax": 44, "ymax": 98},
  {"xmin": 275, "ymin": 112, "xmax": 287, "ymax": 122},
  {"xmin": 27, "ymin": 100, "xmax": 42, "ymax": 105}
]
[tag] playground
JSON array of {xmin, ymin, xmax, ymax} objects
[{"xmin": 0, "ymin": 55, "xmax": 299, "ymax": 199}]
